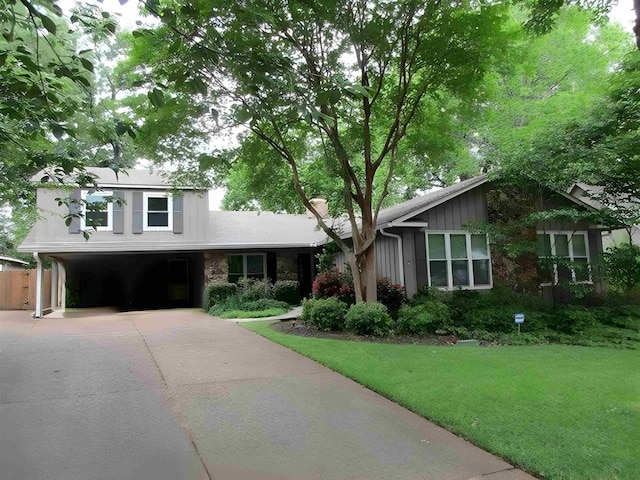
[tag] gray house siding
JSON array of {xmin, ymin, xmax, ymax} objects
[
  {"xmin": 408, "ymin": 185, "xmax": 488, "ymax": 228},
  {"xmin": 33, "ymin": 187, "xmax": 209, "ymax": 248}
]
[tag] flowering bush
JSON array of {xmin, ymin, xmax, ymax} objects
[{"xmin": 312, "ymin": 269, "xmax": 350, "ymax": 299}]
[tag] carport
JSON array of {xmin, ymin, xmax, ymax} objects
[{"xmin": 41, "ymin": 252, "xmax": 205, "ymax": 312}]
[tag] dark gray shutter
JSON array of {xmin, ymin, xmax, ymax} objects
[
  {"xmin": 173, "ymin": 195, "xmax": 183, "ymax": 234},
  {"xmin": 266, "ymin": 252, "xmax": 277, "ymax": 283},
  {"xmin": 68, "ymin": 189, "xmax": 81, "ymax": 234},
  {"xmin": 113, "ymin": 190, "xmax": 124, "ymax": 234},
  {"xmin": 132, "ymin": 191, "xmax": 143, "ymax": 234}
]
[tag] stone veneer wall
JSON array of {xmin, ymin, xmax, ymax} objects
[
  {"xmin": 204, "ymin": 250, "xmax": 301, "ymax": 285},
  {"xmin": 204, "ymin": 251, "xmax": 228, "ymax": 284}
]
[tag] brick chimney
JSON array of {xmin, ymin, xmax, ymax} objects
[{"xmin": 306, "ymin": 198, "xmax": 328, "ymax": 219}]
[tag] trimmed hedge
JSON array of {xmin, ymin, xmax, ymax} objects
[
  {"xmin": 396, "ymin": 301, "xmax": 450, "ymax": 335},
  {"xmin": 303, "ymin": 297, "xmax": 348, "ymax": 331},
  {"xmin": 345, "ymin": 301, "xmax": 392, "ymax": 336}
]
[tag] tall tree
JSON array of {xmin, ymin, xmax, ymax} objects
[{"xmin": 132, "ymin": 0, "xmax": 513, "ymax": 302}]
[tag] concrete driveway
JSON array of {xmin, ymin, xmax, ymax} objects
[{"xmin": 0, "ymin": 309, "xmax": 536, "ymax": 480}]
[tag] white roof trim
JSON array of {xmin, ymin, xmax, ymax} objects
[{"xmin": 0, "ymin": 256, "xmax": 29, "ymax": 265}]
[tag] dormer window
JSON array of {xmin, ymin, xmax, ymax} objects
[
  {"xmin": 81, "ymin": 190, "xmax": 113, "ymax": 231},
  {"xmin": 143, "ymin": 192, "xmax": 173, "ymax": 231}
]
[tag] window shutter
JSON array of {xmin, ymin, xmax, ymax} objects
[
  {"xmin": 113, "ymin": 190, "xmax": 125, "ymax": 234},
  {"xmin": 132, "ymin": 191, "xmax": 143, "ymax": 234},
  {"xmin": 173, "ymin": 195, "xmax": 183, "ymax": 234},
  {"xmin": 68, "ymin": 189, "xmax": 81, "ymax": 234},
  {"xmin": 267, "ymin": 252, "xmax": 277, "ymax": 282},
  {"xmin": 414, "ymin": 231, "xmax": 428, "ymax": 289}
]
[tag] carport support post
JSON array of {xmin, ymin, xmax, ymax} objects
[
  {"xmin": 51, "ymin": 261, "xmax": 58, "ymax": 310},
  {"xmin": 33, "ymin": 252, "xmax": 43, "ymax": 318}
]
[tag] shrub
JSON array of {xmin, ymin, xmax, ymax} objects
[
  {"xmin": 237, "ymin": 278, "xmax": 273, "ymax": 302},
  {"xmin": 550, "ymin": 306, "xmax": 597, "ymax": 334},
  {"xmin": 299, "ymin": 298, "xmax": 318, "ymax": 324},
  {"xmin": 242, "ymin": 298, "xmax": 290, "ymax": 311},
  {"xmin": 376, "ymin": 277, "xmax": 406, "ymax": 317},
  {"xmin": 273, "ymin": 280, "xmax": 301, "ymax": 305},
  {"xmin": 208, "ymin": 296, "xmax": 289, "ymax": 316},
  {"xmin": 396, "ymin": 301, "xmax": 450, "ymax": 335},
  {"xmin": 603, "ymin": 243, "xmax": 640, "ymax": 294},
  {"xmin": 312, "ymin": 269, "xmax": 346, "ymax": 299},
  {"xmin": 345, "ymin": 301, "xmax": 392, "ymax": 336},
  {"xmin": 308, "ymin": 298, "xmax": 348, "ymax": 331},
  {"xmin": 204, "ymin": 281, "xmax": 238, "ymax": 310}
]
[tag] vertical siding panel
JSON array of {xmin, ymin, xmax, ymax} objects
[
  {"xmin": 402, "ymin": 230, "xmax": 417, "ymax": 296},
  {"xmin": 453, "ymin": 197, "xmax": 461, "ymax": 229}
]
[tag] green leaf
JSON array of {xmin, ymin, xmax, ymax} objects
[
  {"xmin": 79, "ymin": 58, "xmax": 94, "ymax": 73},
  {"xmin": 115, "ymin": 121, "xmax": 128, "ymax": 136},
  {"xmin": 51, "ymin": 123, "xmax": 65, "ymax": 139},
  {"xmin": 40, "ymin": 15, "xmax": 57, "ymax": 35},
  {"xmin": 148, "ymin": 88, "xmax": 165, "ymax": 107},
  {"xmin": 236, "ymin": 108, "xmax": 253, "ymax": 123}
]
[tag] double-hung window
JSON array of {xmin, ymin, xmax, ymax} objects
[
  {"xmin": 537, "ymin": 232, "xmax": 590, "ymax": 283},
  {"xmin": 81, "ymin": 190, "xmax": 112, "ymax": 231},
  {"xmin": 227, "ymin": 254, "xmax": 266, "ymax": 283},
  {"xmin": 426, "ymin": 232, "xmax": 491, "ymax": 289},
  {"xmin": 143, "ymin": 192, "xmax": 172, "ymax": 231}
]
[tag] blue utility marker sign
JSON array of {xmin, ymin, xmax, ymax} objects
[{"xmin": 514, "ymin": 313, "xmax": 525, "ymax": 324}]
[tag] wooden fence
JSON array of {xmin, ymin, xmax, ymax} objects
[{"xmin": 0, "ymin": 269, "xmax": 51, "ymax": 310}]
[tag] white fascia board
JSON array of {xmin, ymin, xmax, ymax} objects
[{"xmin": 17, "ymin": 241, "xmax": 323, "ymax": 254}]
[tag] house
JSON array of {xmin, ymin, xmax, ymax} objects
[
  {"xmin": 19, "ymin": 168, "xmax": 324, "ymax": 316},
  {"xmin": 0, "ymin": 256, "xmax": 29, "ymax": 271},
  {"xmin": 569, "ymin": 182, "xmax": 640, "ymax": 247},
  {"xmin": 19, "ymin": 169, "xmax": 605, "ymax": 316}
]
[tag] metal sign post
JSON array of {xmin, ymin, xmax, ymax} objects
[{"xmin": 514, "ymin": 313, "xmax": 525, "ymax": 334}]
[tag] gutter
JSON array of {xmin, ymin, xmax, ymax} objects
[
  {"xmin": 380, "ymin": 228, "xmax": 404, "ymax": 287},
  {"xmin": 33, "ymin": 252, "xmax": 43, "ymax": 318}
]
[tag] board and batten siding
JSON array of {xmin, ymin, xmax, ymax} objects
[
  {"xmin": 331, "ymin": 233, "xmax": 401, "ymax": 285},
  {"xmin": 407, "ymin": 184, "xmax": 488, "ymax": 229}
]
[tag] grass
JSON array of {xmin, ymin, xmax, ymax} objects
[
  {"xmin": 243, "ymin": 321, "xmax": 640, "ymax": 480},
  {"xmin": 219, "ymin": 307, "xmax": 288, "ymax": 319}
]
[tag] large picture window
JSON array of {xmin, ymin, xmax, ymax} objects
[
  {"xmin": 227, "ymin": 254, "xmax": 266, "ymax": 283},
  {"xmin": 426, "ymin": 232, "xmax": 491, "ymax": 289},
  {"xmin": 143, "ymin": 192, "xmax": 172, "ymax": 231},
  {"xmin": 537, "ymin": 232, "xmax": 590, "ymax": 283},
  {"xmin": 81, "ymin": 190, "xmax": 112, "ymax": 231}
]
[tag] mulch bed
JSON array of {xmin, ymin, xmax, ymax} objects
[{"xmin": 270, "ymin": 320, "xmax": 458, "ymax": 346}]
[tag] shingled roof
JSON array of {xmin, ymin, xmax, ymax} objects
[{"xmin": 375, "ymin": 175, "xmax": 488, "ymax": 226}]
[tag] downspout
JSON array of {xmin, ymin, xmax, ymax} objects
[
  {"xmin": 33, "ymin": 252, "xmax": 43, "ymax": 318},
  {"xmin": 380, "ymin": 228, "xmax": 404, "ymax": 287}
]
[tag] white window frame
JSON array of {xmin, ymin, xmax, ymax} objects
[
  {"xmin": 537, "ymin": 231, "xmax": 592, "ymax": 284},
  {"xmin": 226, "ymin": 253, "xmax": 267, "ymax": 282},
  {"xmin": 143, "ymin": 192, "xmax": 173, "ymax": 231},
  {"xmin": 425, "ymin": 231, "xmax": 493, "ymax": 290},
  {"xmin": 81, "ymin": 190, "xmax": 113, "ymax": 232}
]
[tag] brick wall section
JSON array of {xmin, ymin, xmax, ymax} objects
[{"xmin": 204, "ymin": 251, "xmax": 228, "ymax": 284}]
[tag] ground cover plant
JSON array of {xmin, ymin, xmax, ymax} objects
[
  {"xmin": 205, "ymin": 279, "xmax": 298, "ymax": 318},
  {"xmin": 243, "ymin": 321, "xmax": 640, "ymax": 480}
]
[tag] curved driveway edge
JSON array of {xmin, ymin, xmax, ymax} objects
[{"xmin": 0, "ymin": 309, "xmax": 537, "ymax": 479}]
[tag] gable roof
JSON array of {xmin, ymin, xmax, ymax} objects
[
  {"xmin": 376, "ymin": 175, "xmax": 488, "ymax": 227},
  {"xmin": 31, "ymin": 167, "xmax": 195, "ymax": 190}
]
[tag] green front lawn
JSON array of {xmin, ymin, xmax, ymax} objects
[{"xmin": 243, "ymin": 321, "xmax": 640, "ymax": 480}]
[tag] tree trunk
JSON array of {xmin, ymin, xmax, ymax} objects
[{"xmin": 350, "ymin": 241, "xmax": 378, "ymax": 303}]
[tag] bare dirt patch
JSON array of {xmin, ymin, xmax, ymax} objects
[{"xmin": 270, "ymin": 320, "xmax": 458, "ymax": 346}]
